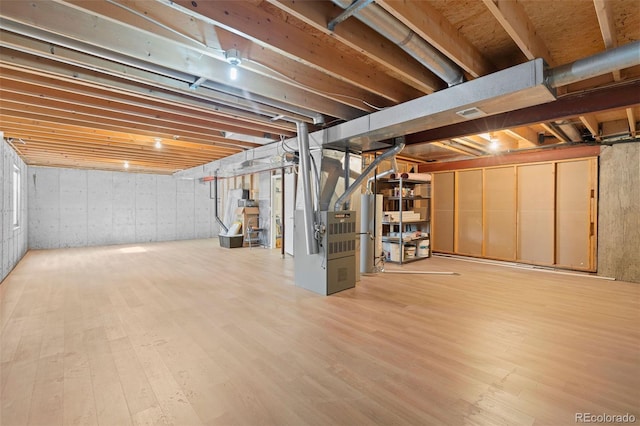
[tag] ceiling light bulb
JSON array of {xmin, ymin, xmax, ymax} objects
[
  {"xmin": 225, "ymin": 49, "xmax": 242, "ymax": 66},
  {"xmin": 229, "ymin": 66, "xmax": 238, "ymax": 81},
  {"xmin": 155, "ymin": 139, "xmax": 162, "ymax": 149},
  {"xmin": 489, "ymin": 140, "xmax": 499, "ymax": 151},
  {"xmin": 124, "ymin": 161, "xmax": 129, "ymax": 169}
]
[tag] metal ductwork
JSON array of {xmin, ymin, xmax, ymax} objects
[
  {"xmin": 548, "ymin": 41, "xmax": 640, "ymax": 88},
  {"xmin": 187, "ymin": 42, "xmax": 640, "ymax": 181},
  {"xmin": 296, "ymin": 121, "xmax": 319, "ymax": 255},
  {"xmin": 367, "ymin": 169, "xmax": 395, "ymax": 193},
  {"xmin": 212, "ymin": 174, "xmax": 228, "ymax": 234},
  {"xmin": 334, "ymin": 141, "xmax": 405, "ymax": 211},
  {"xmin": 331, "ymin": 0, "xmax": 464, "ymax": 86}
]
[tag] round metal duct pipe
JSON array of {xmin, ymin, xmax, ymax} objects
[
  {"xmin": 548, "ymin": 41, "xmax": 640, "ymax": 88},
  {"xmin": 331, "ymin": 0, "xmax": 464, "ymax": 87}
]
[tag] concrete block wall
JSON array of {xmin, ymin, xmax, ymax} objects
[
  {"xmin": 28, "ymin": 166, "xmax": 216, "ymax": 249},
  {"xmin": 598, "ymin": 142, "xmax": 640, "ymax": 283},
  {"xmin": 1, "ymin": 135, "xmax": 28, "ymax": 283}
]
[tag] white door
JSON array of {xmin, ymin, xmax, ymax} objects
[{"xmin": 284, "ymin": 171, "xmax": 295, "ymax": 256}]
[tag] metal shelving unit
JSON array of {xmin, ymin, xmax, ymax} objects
[{"xmin": 379, "ymin": 177, "xmax": 431, "ymax": 264}]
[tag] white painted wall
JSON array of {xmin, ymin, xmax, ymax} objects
[
  {"xmin": 28, "ymin": 166, "xmax": 218, "ymax": 249},
  {"xmin": 1, "ymin": 135, "xmax": 28, "ymax": 283}
]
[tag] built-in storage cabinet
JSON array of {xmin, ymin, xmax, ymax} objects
[
  {"xmin": 431, "ymin": 157, "xmax": 597, "ymax": 271},
  {"xmin": 378, "ymin": 178, "xmax": 431, "ymax": 264}
]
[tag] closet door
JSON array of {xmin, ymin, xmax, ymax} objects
[
  {"xmin": 517, "ymin": 163, "xmax": 555, "ymax": 265},
  {"xmin": 456, "ymin": 169, "xmax": 483, "ymax": 256},
  {"xmin": 555, "ymin": 159, "xmax": 596, "ymax": 270},
  {"xmin": 484, "ymin": 167, "xmax": 516, "ymax": 260},
  {"xmin": 432, "ymin": 172, "xmax": 454, "ymax": 253}
]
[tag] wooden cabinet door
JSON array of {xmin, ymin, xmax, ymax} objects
[
  {"xmin": 456, "ymin": 170, "xmax": 483, "ymax": 256},
  {"xmin": 555, "ymin": 159, "xmax": 596, "ymax": 270},
  {"xmin": 517, "ymin": 163, "xmax": 555, "ymax": 265},
  {"xmin": 484, "ymin": 167, "xmax": 516, "ymax": 260},
  {"xmin": 432, "ymin": 172, "xmax": 454, "ymax": 253}
]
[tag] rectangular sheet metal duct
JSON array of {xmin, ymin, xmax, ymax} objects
[
  {"xmin": 182, "ymin": 59, "xmax": 556, "ymax": 179},
  {"xmin": 322, "ymin": 59, "xmax": 555, "ymax": 152}
]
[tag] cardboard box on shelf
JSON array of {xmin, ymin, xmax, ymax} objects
[
  {"xmin": 413, "ymin": 184, "xmax": 431, "ymax": 198},
  {"xmin": 415, "ymin": 207, "xmax": 429, "ymax": 221},
  {"xmin": 236, "ymin": 207, "xmax": 259, "ymax": 216},
  {"xmin": 383, "ymin": 211, "xmax": 421, "ymax": 222}
]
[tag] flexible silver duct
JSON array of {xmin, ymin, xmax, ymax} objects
[
  {"xmin": 296, "ymin": 121, "xmax": 319, "ymax": 255},
  {"xmin": 331, "ymin": 0, "xmax": 464, "ymax": 86},
  {"xmin": 334, "ymin": 142, "xmax": 405, "ymax": 211},
  {"xmin": 548, "ymin": 41, "xmax": 640, "ymax": 88},
  {"xmin": 366, "ymin": 169, "xmax": 395, "ymax": 194}
]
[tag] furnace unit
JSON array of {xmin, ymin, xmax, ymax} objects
[{"xmin": 294, "ymin": 210, "xmax": 356, "ymax": 295}]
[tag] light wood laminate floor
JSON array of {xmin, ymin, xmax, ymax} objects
[{"xmin": 1, "ymin": 239, "xmax": 638, "ymax": 425}]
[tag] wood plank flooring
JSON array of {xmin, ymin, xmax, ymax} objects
[{"xmin": 1, "ymin": 239, "xmax": 638, "ymax": 425}]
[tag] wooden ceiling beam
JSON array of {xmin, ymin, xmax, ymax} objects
[
  {"xmin": 0, "ymin": 108, "xmax": 251, "ymax": 151},
  {"xmin": 503, "ymin": 126, "xmax": 539, "ymax": 147},
  {"xmin": 62, "ymin": 0, "xmax": 223, "ymax": 52},
  {"xmin": 627, "ymin": 108, "xmax": 637, "ymax": 138},
  {"xmin": 23, "ymin": 153, "xmax": 181, "ymax": 174},
  {"xmin": 215, "ymin": 27, "xmax": 397, "ymax": 112},
  {"xmin": 62, "ymin": 0, "xmax": 388, "ymax": 114},
  {"xmin": 430, "ymin": 141, "xmax": 476, "ymax": 156},
  {"xmin": 481, "ymin": 0, "xmax": 555, "ymax": 66},
  {"xmin": 0, "ymin": 81, "xmax": 273, "ymax": 141},
  {"xmin": 0, "ymin": 43, "xmax": 310, "ymax": 127},
  {"xmin": 0, "ymin": 2, "xmax": 357, "ymax": 120},
  {"xmin": 0, "ymin": 97, "xmax": 259, "ymax": 150},
  {"xmin": 375, "ymin": 0, "xmax": 494, "ymax": 78},
  {"xmin": 17, "ymin": 145, "xmax": 216, "ymax": 167},
  {"xmin": 593, "ymin": 0, "xmax": 621, "ymax": 81},
  {"xmin": 17, "ymin": 143, "xmax": 214, "ymax": 164},
  {"xmin": 539, "ymin": 123, "xmax": 568, "ymax": 143},
  {"xmin": 265, "ymin": 0, "xmax": 443, "ymax": 92},
  {"xmin": 171, "ymin": 0, "xmax": 422, "ymax": 103},
  {"xmin": 0, "ymin": 133, "xmax": 225, "ymax": 162},
  {"xmin": 0, "ymin": 66, "xmax": 297, "ymax": 136},
  {"xmin": 579, "ymin": 114, "xmax": 601, "ymax": 141},
  {"xmin": 0, "ymin": 115, "xmax": 239, "ymax": 153}
]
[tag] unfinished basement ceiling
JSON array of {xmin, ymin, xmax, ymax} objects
[{"xmin": 1, "ymin": 0, "xmax": 639, "ymax": 174}]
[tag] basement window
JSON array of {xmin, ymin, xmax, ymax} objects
[{"xmin": 12, "ymin": 165, "xmax": 20, "ymax": 228}]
